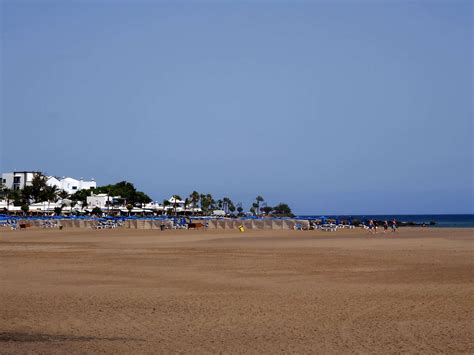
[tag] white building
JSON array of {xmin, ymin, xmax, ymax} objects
[
  {"xmin": 86, "ymin": 193, "xmax": 119, "ymax": 208},
  {"xmin": 2, "ymin": 172, "xmax": 96, "ymax": 195},
  {"xmin": 1, "ymin": 171, "xmax": 40, "ymax": 190},
  {"xmin": 143, "ymin": 201, "xmax": 164, "ymax": 212},
  {"xmin": 164, "ymin": 197, "xmax": 202, "ymax": 214},
  {"xmin": 47, "ymin": 176, "xmax": 96, "ymax": 195},
  {"xmin": 212, "ymin": 210, "xmax": 226, "ymax": 216}
]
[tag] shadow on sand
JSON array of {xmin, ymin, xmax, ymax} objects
[{"xmin": 0, "ymin": 332, "xmax": 143, "ymax": 343}]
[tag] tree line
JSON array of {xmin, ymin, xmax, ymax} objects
[{"xmin": 0, "ymin": 172, "xmax": 293, "ymax": 217}]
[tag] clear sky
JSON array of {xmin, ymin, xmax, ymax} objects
[{"xmin": 1, "ymin": 0, "xmax": 472, "ymax": 214}]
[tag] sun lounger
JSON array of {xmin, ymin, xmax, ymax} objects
[{"xmin": 320, "ymin": 223, "xmax": 337, "ymax": 232}]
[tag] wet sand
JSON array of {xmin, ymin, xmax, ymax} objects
[{"xmin": 1, "ymin": 227, "xmax": 473, "ymax": 354}]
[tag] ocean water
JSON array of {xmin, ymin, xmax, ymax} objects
[{"xmin": 297, "ymin": 214, "xmax": 474, "ymax": 228}]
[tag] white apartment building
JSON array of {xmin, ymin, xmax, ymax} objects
[
  {"xmin": 1, "ymin": 171, "xmax": 96, "ymax": 195},
  {"xmin": 47, "ymin": 176, "xmax": 96, "ymax": 195},
  {"xmin": 1, "ymin": 171, "xmax": 40, "ymax": 190}
]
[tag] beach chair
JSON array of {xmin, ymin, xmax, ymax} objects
[{"xmin": 321, "ymin": 223, "xmax": 337, "ymax": 232}]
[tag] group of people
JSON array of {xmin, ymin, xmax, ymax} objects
[{"xmin": 368, "ymin": 219, "xmax": 397, "ymax": 234}]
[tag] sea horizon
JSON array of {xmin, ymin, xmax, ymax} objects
[{"xmin": 296, "ymin": 214, "xmax": 474, "ymax": 228}]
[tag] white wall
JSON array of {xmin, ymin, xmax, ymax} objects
[
  {"xmin": 86, "ymin": 194, "xmax": 113, "ymax": 208},
  {"xmin": 1, "ymin": 173, "xmax": 13, "ymax": 188},
  {"xmin": 78, "ymin": 180, "xmax": 96, "ymax": 191},
  {"xmin": 47, "ymin": 176, "xmax": 97, "ymax": 195},
  {"xmin": 1, "ymin": 172, "xmax": 37, "ymax": 190},
  {"xmin": 2, "ymin": 172, "xmax": 96, "ymax": 195}
]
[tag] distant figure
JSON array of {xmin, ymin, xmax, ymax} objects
[
  {"xmin": 383, "ymin": 220, "xmax": 388, "ymax": 233},
  {"xmin": 391, "ymin": 220, "xmax": 397, "ymax": 233},
  {"xmin": 368, "ymin": 220, "xmax": 375, "ymax": 234},
  {"xmin": 373, "ymin": 220, "xmax": 378, "ymax": 234}
]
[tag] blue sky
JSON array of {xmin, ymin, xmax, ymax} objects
[{"xmin": 1, "ymin": 0, "xmax": 472, "ymax": 214}]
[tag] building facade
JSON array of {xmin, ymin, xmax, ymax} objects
[
  {"xmin": 1, "ymin": 171, "xmax": 40, "ymax": 190},
  {"xmin": 1, "ymin": 171, "xmax": 96, "ymax": 194},
  {"xmin": 46, "ymin": 176, "xmax": 96, "ymax": 195},
  {"xmin": 86, "ymin": 193, "xmax": 119, "ymax": 208}
]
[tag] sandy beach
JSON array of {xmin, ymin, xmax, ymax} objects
[{"xmin": 1, "ymin": 227, "xmax": 473, "ymax": 354}]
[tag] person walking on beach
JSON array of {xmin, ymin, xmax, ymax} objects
[
  {"xmin": 391, "ymin": 220, "xmax": 397, "ymax": 233},
  {"xmin": 383, "ymin": 220, "xmax": 388, "ymax": 234},
  {"xmin": 368, "ymin": 220, "xmax": 375, "ymax": 235},
  {"xmin": 373, "ymin": 220, "xmax": 378, "ymax": 234}
]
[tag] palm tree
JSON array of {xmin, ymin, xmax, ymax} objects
[
  {"xmin": 58, "ymin": 190, "xmax": 69, "ymax": 200},
  {"xmin": 184, "ymin": 198, "xmax": 190, "ymax": 213},
  {"xmin": 69, "ymin": 194, "xmax": 78, "ymax": 213},
  {"xmin": 82, "ymin": 200, "xmax": 89, "ymax": 213},
  {"xmin": 206, "ymin": 194, "xmax": 215, "ymax": 212},
  {"xmin": 255, "ymin": 196, "xmax": 264, "ymax": 215},
  {"xmin": 189, "ymin": 191, "xmax": 200, "ymax": 215},
  {"xmin": 21, "ymin": 204, "xmax": 29, "ymax": 216},
  {"xmin": 1, "ymin": 186, "xmax": 13, "ymax": 213},
  {"xmin": 223, "ymin": 197, "xmax": 235, "ymax": 215},
  {"xmin": 252, "ymin": 203, "xmax": 258, "ymax": 215},
  {"xmin": 162, "ymin": 199, "xmax": 171, "ymax": 215},
  {"xmin": 172, "ymin": 195, "xmax": 182, "ymax": 215},
  {"xmin": 222, "ymin": 197, "xmax": 229, "ymax": 214},
  {"xmin": 126, "ymin": 204, "xmax": 133, "ymax": 216},
  {"xmin": 42, "ymin": 185, "xmax": 59, "ymax": 213},
  {"xmin": 31, "ymin": 172, "xmax": 49, "ymax": 203},
  {"xmin": 200, "ymin": 194, "xmax": 207, "ymax": 211}
]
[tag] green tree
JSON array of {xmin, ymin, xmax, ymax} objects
[
  {"xmin": 42, "ymin": 185, "xmax": 59, "ymax": 212},
  {"xmin": 236, "ymin": 202, "xmax": 243, "ymax": 216},
  {"xmin": 30, "ymin": 172, "xmax": 49, "ymax": 202},
  {"xmin": 11, "ymin": 190, "xmax": 22, "ymax": 207},
  {"xmin": 58, "ymin": 190, "xmax": 69, "ymax": 200},
  {"xmin": 189, "ymin": 191, "xmax": 200, "ymax": 214},
  {"xmin": 1, "ymin": 186, "xmax": 13, "ymax": 212},
  {"xmin": 222, "ymin": 197, "xmax": 235, "ymax": 214},
  {"xmin": 94, "ymin": 181, "xmax": 151, "ymax": 206},
  {"xmin": 135, "ymin": 191, "xmax": 152, "ymax": 205},
  {"xmin": 71, "ymin": 189, "xmax": 92, "ymax": 206},
  {"xmin": 255, "ymin": 196, "xmax": 264, "ymax": 215},
  {"xmin": 91, "ymin": 207, "xmax": 102, "ymax": 216},
  {"xmin": 69, "ymin": 194, "xmax": 78, "ymax": 212},
  {"xmin": 208, "ymin": 194, "xmax": 216, "ymax": 211},
  {"xmin": 261, "ymin": 206, "xmax": 273, "ymax": 215},
  {"xmin": 162, "ymin": 199, "xmax": 171, "ymax": 215},
  {"xmin": 21, "ymin": 204, "xmax": 29, "ymax": 215},
  {"xmin": 272, "ymin": 203, "xmax": 293, "ymax": 217},
  {"xmin": 171, "ymin": 195, "xmax": 182, "ymax": 215},
  {"xmin": 20, "ymin": 186, "xmax": 33, "ymax": 205},
  {"xmin": 251, "ymin": 203, "xmax": 258, "ymax": 215},
  {"xmin": 200, "ymin": 194, "xmax": 213, "ymax": 214},
  {"xmin": 71, "ymin": 183, "xmax": 148, "ymax": 214}
]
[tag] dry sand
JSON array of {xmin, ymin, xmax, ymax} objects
[{"xmin": 1, "ymin": 227, "xmax": 473, "ymax": 354}]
